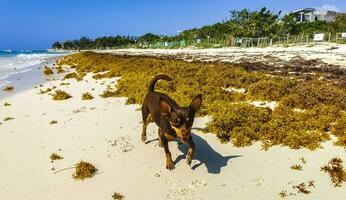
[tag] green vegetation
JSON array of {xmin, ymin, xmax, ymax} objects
[
  {"xmin": 112, "ymin": 192, "xmax": 125, "ymax": 200},
  {"xmin": 43, "ymin": 66, "xmax": 54, "ymax": 75},
  {"xmin": 52, "ymin": 36, "xmax": 136, "ymax": 50},
  {"xmin": 4, "ymin": 102, "xmax": 11, "ymax": 106},
  {"xmin": 82, "ymin": 92, "xmax": 94, "ymax": 100},
  {"xmin": 52, "ymin": 90, "xmax": 72, "ymax": 100},
  {"xmin": 58, "ymin": 52, "xmax": 346, "ymax": 150},
  {"xmin": 50, "ymin": 153, "xmax": 63, "ymax": 160},
  {"xmin": 52, "ymin": 8, "xmax": 346, "ymax": 50},
  {"xmin": 321, "ymin": 158, "xmax": 346, "ymax": 187},
  {"xmin": 72, "ymin": 161, "xmax": 98, "ymax": 181}
]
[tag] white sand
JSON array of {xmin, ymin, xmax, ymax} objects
[
  {"xmin": 97, "ymin": 44, "xmax": 346, "ymax": 67},
  {"xmin": 1, "ymin": 74, "xmax": 346, "ymax": 200}
]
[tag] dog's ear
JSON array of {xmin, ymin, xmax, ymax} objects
[
  {"xmin": 189, "ymin": 94, "xmax": 202, "ymax": 113},
  {"xmin": 159, "ymin": 98, "xmax": 172, "ymax": 116}
]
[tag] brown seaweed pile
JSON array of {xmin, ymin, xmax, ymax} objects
[{"xmin": 57, "ymin": 52, "xmax": 346, "ymax": 150}]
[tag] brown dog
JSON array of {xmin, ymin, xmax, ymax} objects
[{"xmin": 141, "ymin": 75, "xmax": 202, "ymax": 170}]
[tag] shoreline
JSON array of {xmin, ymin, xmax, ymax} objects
[{"xmin": 0, "ymin": 57, "xmax": 63, "ymax": 100}]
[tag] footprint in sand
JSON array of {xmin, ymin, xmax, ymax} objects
[
  {"xmin": 166, "ymin": 179, "xmax": 207, "ymax": 200},
  {"xmin": 110, "ymin": 136, "xmax": 134, "ymax": 152}
]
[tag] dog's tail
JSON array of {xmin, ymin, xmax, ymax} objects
[{"xmin": 148, "ymin": 74, "xmax": 172, "ymax": 92}]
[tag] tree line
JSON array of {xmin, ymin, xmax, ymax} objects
[{"xmin": 52, "ymin": 7, "xmax": 346, "ymax": 50}]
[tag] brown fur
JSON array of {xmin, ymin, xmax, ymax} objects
[{"xmin": 141, "ymin": 75, "xmax": 202, "ymax": 170}]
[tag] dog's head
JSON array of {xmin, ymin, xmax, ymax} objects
[{"xmin": 159, "ymin": 94, "xmax": 202, "ymax": 143}]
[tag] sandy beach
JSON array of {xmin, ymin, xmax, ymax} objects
[
  {"xmin": 97, "ymin": 44, "xmax": 346, "ymax": 68},
  {"xmin": 1, "ymin": 60, "xmax": 346, "ymax": 199}
]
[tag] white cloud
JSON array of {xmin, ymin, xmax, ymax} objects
[{"xmin": 316, "ymin": 4, "xmax": 340, "ymax": 12}]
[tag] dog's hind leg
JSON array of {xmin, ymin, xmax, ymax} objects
[
  {"xmin": 158, "ymin": 127, "xmax": 163, "ymax": 147},
  {"xmin": 141, "ymin": 105, "xmax": 151, "ymax": 143}
]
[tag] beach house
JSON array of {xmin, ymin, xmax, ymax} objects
[{"xmin": 290, "ymin": 8, "xmax": 338, "ymax": 22}]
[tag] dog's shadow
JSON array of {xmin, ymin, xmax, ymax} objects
[{"xmin": 174, "ymin": 133, "xmax": 241, "ymax": 174}]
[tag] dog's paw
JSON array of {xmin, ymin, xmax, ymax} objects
[
  {"xmin": 186, "ymin": 158, "xmax": 192, "ymax": 166},
  {"xmin": 166, "ymin": 161, "xmax": 175, "ymax": 170}
]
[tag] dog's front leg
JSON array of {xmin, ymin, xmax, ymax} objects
[
  {"xmin": 186, "ymin": 137, "xmax": 195, "ymax": 166},
  {"xmin": 161, "ymin": 136, "xmax": 175, "ymax": 170}
]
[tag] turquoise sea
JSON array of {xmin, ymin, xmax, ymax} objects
[{"xmin": 0, "ymin": 50, "xmax": 66, "ymax": 87}]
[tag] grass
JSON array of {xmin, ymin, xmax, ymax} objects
[
  {"xmin": 50, "ymin": 153, "xmax": 63, "ymax": 160},
  {"xmin": 82, "ymin": 92, "xmax": 94, "ymax": 100},
  {"xmin": 321, "ymin": 157, "xmax": 346, "ymax": 187},
  {"xmin": 4, "ymin": 117, "xmax": 14, "ymax": 121},
  {"xmin": 57, "ymin": 52, "xmax": 346, "ymax": 150},
  {"xmin": 112, "ymin": 192, "xmax": 125, "ymax": 200},
  {"xmin": 52, "ymin": 90, "xmax": 72, "ymax": 100},
  {"xmin": 2, "ymin": 86, "xmax": 14, "ymax": 91},
  {"xmin": 4, "ymin": 102, "xmax": 11, "ymax": 106},
  {"xmin": 72, "ymin": 161, "xmax": 98, "ymax": 181},
  {"xmin": 43, "ymin": 66, "xmax": 54, "ymax": 75}
]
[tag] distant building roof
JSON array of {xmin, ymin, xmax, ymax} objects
[{"xmin": 291, "ymin": 8, "xmax": 316, "ymax": 14}]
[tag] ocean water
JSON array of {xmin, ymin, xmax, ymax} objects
[{"xmin": 0, "ymin": 50, "xmax": 67, "ymax": 87}]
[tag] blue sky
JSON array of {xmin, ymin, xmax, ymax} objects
[{"xmin": 0, "ymin": 0, "xmax": 345, "ymax": 50}]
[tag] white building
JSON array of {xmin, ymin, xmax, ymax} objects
[{"xmin": 290, "ymin": 8, "xmax": 338, "ymax": 22}]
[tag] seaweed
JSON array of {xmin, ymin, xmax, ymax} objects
[
  {"xmin": 100, "ymin": 89, "xmax": 117, "ymax": 98},
  {"xmin": 63, "ymin": 72, "xmax": 83, "ymax": 81},
  {"xmin": 290, "ymin": 164, "xmax": 303, "ymax": 171},
  {"xmin": 2, "ymin": 86, "xmax": 14, "ymax": 91},
  {"xmin": 52, "ymin": 90, "xmax": 72, "ymax": 100},
  {"xmin": 82, "ymin": 92, "xmax": 94, "ymax": 100},
  {"xmin": 72, "ymin": 161, "xmax": 98, "ymax": 181},
  {"xmin": 112, "ymin": 192, "xmax": 125, "ymax": 200},
  {"xmin": 3, "ymin": 117, "xmax": 14, "ymax": 121},
  {"xmin": 293, "ymin": 182, "xmax": 311, "ymax": 194},
  {"xmin": 56, "ymin": 52, "xmax": 346, "ymax": 149},
  {"xmin": 321, "ymin": 157, "xmax": 346, "ymax": 187},
  {"xmin": 39, "ymin": 88, "xmax": 52, "ymax": 94},
  {"xmin": 50, "ymin": 153, "xmax": 63, "ymax": 160},
  {"xmin": 50, "ymin": 120, "xmax": 58, "ymax": 124},
  {"xmin": 43, "ymin": 66, "xmax": 54, "ymax": 75}
]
